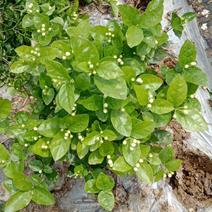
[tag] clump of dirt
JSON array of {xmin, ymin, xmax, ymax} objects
[{"xmin": 169, "ymin": 121, "xmax": 212, "ymax": 210}]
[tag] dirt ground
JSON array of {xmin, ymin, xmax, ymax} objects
[{"xmin": 169, "ymin": 121, "xmax": 212, "ymax": 211}]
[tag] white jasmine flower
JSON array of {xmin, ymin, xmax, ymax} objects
[
  {"xmin": 202, "ymin": 9, "xmax": 209, "ymax": 17},
  {"xmin": 190, "ymin": 61, "xmax": 196, "ymax": 66},
  {"xmin": 121, "ymin": 108, "xmax": 125, "ymax": 112},
  {"xmin": 139, "ymin": 159, "xmax": 144, "ymax": 163},
  {"xmin": 103, "ymin": 109, "xmax": 108, "ymax": 114},
  {"xmin": 147, "ymin": 104, "xmax": 152, "ymax": 108},
  {"xmin": 131, "ymin": 77, "xmax": 135, "ymax": 82},
  {"xmin": 133, "ymin": 167, "xmax": 138, "ymax": 172},
  {"xmin": 65, "ymin": 52, "xmax": 71, "ymax": 56},
  {"xmin": 136, "ymin": 78, "xmax": 143, "ymax": 84},
  {"xmin": 42, "ymin": 32, "xmax": 46, "ymax": 36},
  {"xmin": 184, "ymin": 64, "xmax": 189, "ymax": 69}
]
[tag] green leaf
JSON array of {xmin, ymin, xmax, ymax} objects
[
  {"xmin": 112, "ymin": 156, "xmax": 132, "ymax": 173},
  {"xmin": 42, "ymin": 88, "xmax": 55, "ymax": 105},
  {"xmin": 140, "ymin": 145, "xmax": 150, "ymax": 159},
  {"xmin": 77, "ymin": 142, "xmax": 89, "ymax": 159},
  {"xmin": 133, "ymin": 84, "xmax": 148, "ymax": 106},
  {"xmin": 111, "ymin": 110, "xmax": 132, "ymax": 136},
  {"xmin": 49, "ymin": 133, "xmax": 71, "ymax": 161},
  {"xmin": 179, "ymin": 40, "xmax": 196, "ymax": 68},
  {"xmin": 22, "ymin": 14, "xmax": 33, "ymax": 28},
  {"xmin": 159, "ymin": 146, "xmax": 174, "ymax": 163},
  {"xmin": 38, "ymin": 118, "xmax": 60, "ymax": 137},
  {"xmin": 83, "ymin": 131, "xmax": 100, "ymax": 146},
  {"xmin": 30, "ymin": 139, "xmax": 50, "ymax": 158},
  {"xmin": 175, "ymin": 108, "xmax": 207, "ymax": 132},
  {"xmin": 32, "ymin": 186, "xmax": 55, "ymax": 205},
  {"xmin": 98, "ymin": 191, "xmax": 115, "ymax": 212},
  {"xmin": 182, "ymin": 12, "xmax": 196, "ymax": 22},
  {"xmin": 3, "ymin": 162, "xmax": 23, "ymax": 178},
  {"xmin": 126, "ymin": 26, "xmax": 144, "ymax": 48},
  {"xmin": 13, "ymin": 174, "xmax": 33, "ymax": 191},
  {"xmin": 64, "ymin": 114, "xmax": 89, "ymax": 133},
  {"xmin": 131, "ymin": 118, "xmax": 155, "ymax": 139},
  {"xmin": 45, "ymin": 60, "xmax": 71, "ymax": 83},
  {"xmin": 149, "ymin": 154, "xmax": 161, "ymax": 165},
  {"xmin": 99, "ymin": 142, "xmax": 114, "ymax": 157},
  {"xmin": 85, "ymin": 179, "xmax": 100, "ymax": 193},
  {"xmin": 78, "ymin": 95, "xmax": 103, "ymax": 111},
  {"xmin": 171, "ymin": 12, "xmax": 183, "ymax": 38},
  {"xmin": 4, "ymin": 191, "xmax": 32, "ymax": 212},
  {"xmin": 154, "ymin": 130, "xmax": 173, "ymax": 144},
  {"xmin": 96, "ymin": 173, "xmax": 115, "ymax": 191},
  {"xmin": 167, "ymin": 75, "xmax": 187, "ymax": 107},
  {"xmin": 0, "ymin": 144, "xmax": 9, "ymax": 161},
  {"xmin": 141, "ymin": 74, "xmax": 163, "ymax": 91},
  {"xmin": 136, "ymin": 163, "xmax": 154, "ymax": 184},
  {"xmin": 182, "ymin": 66, "xmax": 208, "ymax": 86},
  {"xmin": 0, "ymin": 98, "xmax": 11, "ymax": 120},
  {"xmin": 139, "ymin": 0, "xmax": 164, "ymax": 28},
  {"xmin": 118, "ymin": 5, "xmax": 142, "ymax": 26},
  {"xmin": 97, "ymin": 61, "xmax": 124, "ymax": 80},
  {"xmin": 122, "ymin": 138, "xmax": 141, "ymax": 166},
  {"xmin": 165, "ymin": 159, "xmax": 182, "ymax": 172},
  {"xmin": 94, "ymin": 76, "xmax": 128, "ymax": 100},
  {"xmin": 88, "ymin": 151, "xmax": 104, "ymax": 165},
  {"xmin": 57, "ymin": 83, "xmax": 75, "ymax": 114},
  {"xmin": 151, "ymin": 99, "xmax": 174, "ymax": 114},
  {"xmin": 10, "ymin": 60, "xmax": 32, "ymax": 74}
]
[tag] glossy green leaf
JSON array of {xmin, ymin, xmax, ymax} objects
[
  {"xmin": 165, "ymin": 159, "xmax": 182, "ymax": 172},
  {"xmin": 99, "ymin": 142, "xmax": 114, "ymax": 157},
  {"xmin": 131, "ymin": 118, "xmax": 155, "ymax": 139},
  {"xmin": 133, "ymin": 84, "xmax": 148, "ymax": 106},
  {"xmin": 175, "ymin": 108, "xmax": 207, "ymax": 132},
  {"xmin": 64, "ymin": 114, "xmax": 89, "ymax": 133},
  {"xmin": 88, "ymin": 151, "xmax": 104, "ymax": 165},
  {"xmin": 118, "ymin": 5, "xmax": 142, "ymax": 26},
  {"xmin": 77, "ymin": 142, "xmax": 89, "ymax": 159},
  {"xmin": 37, "ymin": 118, "xmax": 60, "ymax": 137},
  {"xmin": 45, "ymin": 60, "xmax": 71, "ymax": 83},
  {"xmin": 183, "ymin": 66, "xmax": 208, "ymax": 86},
  {"xmin": 136, "ymin": 163, "xmax": 154, "ymax": 184},
  {"xmin": 98, "ymin": 191, "xmax": 115, "ymax": 212},
  {"xmin": 112, "ymin": 156, "xmax": 132, "ymax": 173},
  {"xmin": 122, "ymin": 138, "xmax": 141, "ymax": 166},
  {"xmin": 32, "ymin": 186, "xmax": 55, "ymax": 205},
  {"xmin": 151, "ymin": 99, "xmax": 174, "ymax": 114},
  {"xmin": 4, "ymin": 191, "xmax": 32, "ymax": 212},
  {"xmin": 179, "ymin": 40, "xmax": 196, "ymax": 68},
  {"xmin": 49, "ymin": 133, "xmax": 71, "ymax": 161},
  {"xmin": 0, "ymin": 98, "xmax": 11, "ymax": 120},
  {"xmin": 141, "ymin": 74, "xmax": 163, "ymax": 91},
  {"xmin": 111, "ymin": 110, "xmax": 132, "ymax": 136},
  {"xmin": 167, "ymin": 75, "xmax": 187, "ymax": 107},
  {"xmin": 85, "ymin": 179, "xmax": 100, "ymax": 193},
  {"xmin": 57, "ymin": 83, "xmax": 75, "ymax": 114},
  {"xmin": 13, "ymin": 174, "xmax": 33, "ymax": 191},
  {"xmin": 0, "ymin": 144, "xmax": 9, "ymax": 161},
  {"xmin": 171, "ymin": 12, "xmax": 183, "ymax": 38},
  {"xmin": 126, "ymin": 26, "xmax": 144, "ymax": 48},
  {"xmin": 159, "ymin": 146, "xmax": 174, "ymax": 163},
  {"xmin": 96, "ymin": 173, "xmax": 115, "ymax": 191},
  {"xmin": 78, "ymin": 95, "xmax": 103, "ymax": 111},
  {"xmin": 94, "ymin": 76, "xmax": 128, "ymax": 100},
  {"xmin": 30, "ymin": 139, "xmax": 50, "ymax": 158},
  {"xmin": 139, "ymin": 0, "xmax": 164, "ymax": 28},
  {"xmin": 97, "ymin": 61, "xmax": 124, "ymax": 80}
]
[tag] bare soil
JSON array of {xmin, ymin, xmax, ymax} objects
[{"xmin": 169, "ymin": 121, "xmax": 212, "ymax": 210}]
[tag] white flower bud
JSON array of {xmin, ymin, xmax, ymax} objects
[
  {"xmin": 184, "ymin": 64, "xmax": 189, "ymax": 69},
  {"xmin": 190, "ymin": 61, "xmax": 196, "ymax": 66},
  {"xmin": 149, "ymin": 98, "xmax": 154, "ymax": 103},
  {"xmin": 133, "ymin": 167, "xmax": 138, "ymax": 172},
  {"xmin": 33, "ymin": 127, "xmax": 38, "ymax": 131},
  {"xmin": 113, "ymin": 55, "xmax": 117, "ymax": 59},
  {"xmin": 149, "ymin": 153, "xmax": 153, "ymax": 158},
  {"xmin": 37, "ymin": 29, "xmax": 41, "ymax": 33},
  {"xmin": 139, "ymin": 159, "xmax": 144, "ymax": 163},
  {"xmin": 107, "ymin": 155, "xmax": 111, "ymax": 159},
  {"xmin": 48, "ymin": 27, "xmax": 52, "ymax": 31},
  {"xmin": 117, "ymin": 58, "xmax": 122, "ymax": 63},
  {"xmin": 131, "ymin": 78, "xmax": 135, "ymax": 82},
  {"xmin": 131, "ymin": 143, "xmax": 136, "ymax": 147},
  {"xmin": 136, "ymin": 78, "xmax": 143, "ymax": 84},
  {"xmin": 147, "ymin": 104, "xmax": 152, "ymax": 108},
  {"xmin": 168, "ymin": 173, "xmax": 172, "ymax": 178},
  {"xmin": 42, "ymin": 24, "xmax": 45, "ymax": 27},
  {"xmin": 103, "ymin": 109, "xmax": 108, "ymax": 114},
  {"xmin": 123, "ymin": 140, "xmax": 127, "ymax": 145},
  {"xmin": 62, "ymin": 56, "xmax": 66, "ymax": 60},
  {"xmin": 21, "ymin": 124, "xmax": 25, "ymax": 128},
  {"xmin": 24, "ymin": 143, "xmax": 28, "ymax": 147},
  {"xmin": 121, "ymin": 108, "xmax": 125, "ymax": 112},
  {"xmin": 92, "ymin": 70, "xmax": 97, "ymax": 75},
  {"xmin": 173, "ymin": 114, "xmax": 177, "ymax": 119},
  {"xmin": 108, "ymin": 159, "xmax": 113, "ymax": 164},
  {"xmin": 65, "ymin": 52, "xmax": 71, "ymax": 56},
  {"xmin": 103, "ymin": 103, "xmax": 108, "ymax": 108},
  {"xmin": 42, "ymin": 32, "xmax": 46, "ymax": 36},
  {"xmin": 34, "ymin": 137, "xmax": 38, "ymax": 141},
  {"xmin": 41, "ymin": 27, "xmax": 45, "ymax": 31},
  {"xmin": 130, "ymin": 147, "xmax": 134, "ymax": 151},
  {"xmin": 38, "ymin": 170, "xmax": 42, "ymax": 174},
  {"xmin": 136, "ymin": 163, "xmax": 140, "ymax": 168},
  {"xmin": 104, "ymin": 136, "xmax": 108, "ymax": 140}
]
